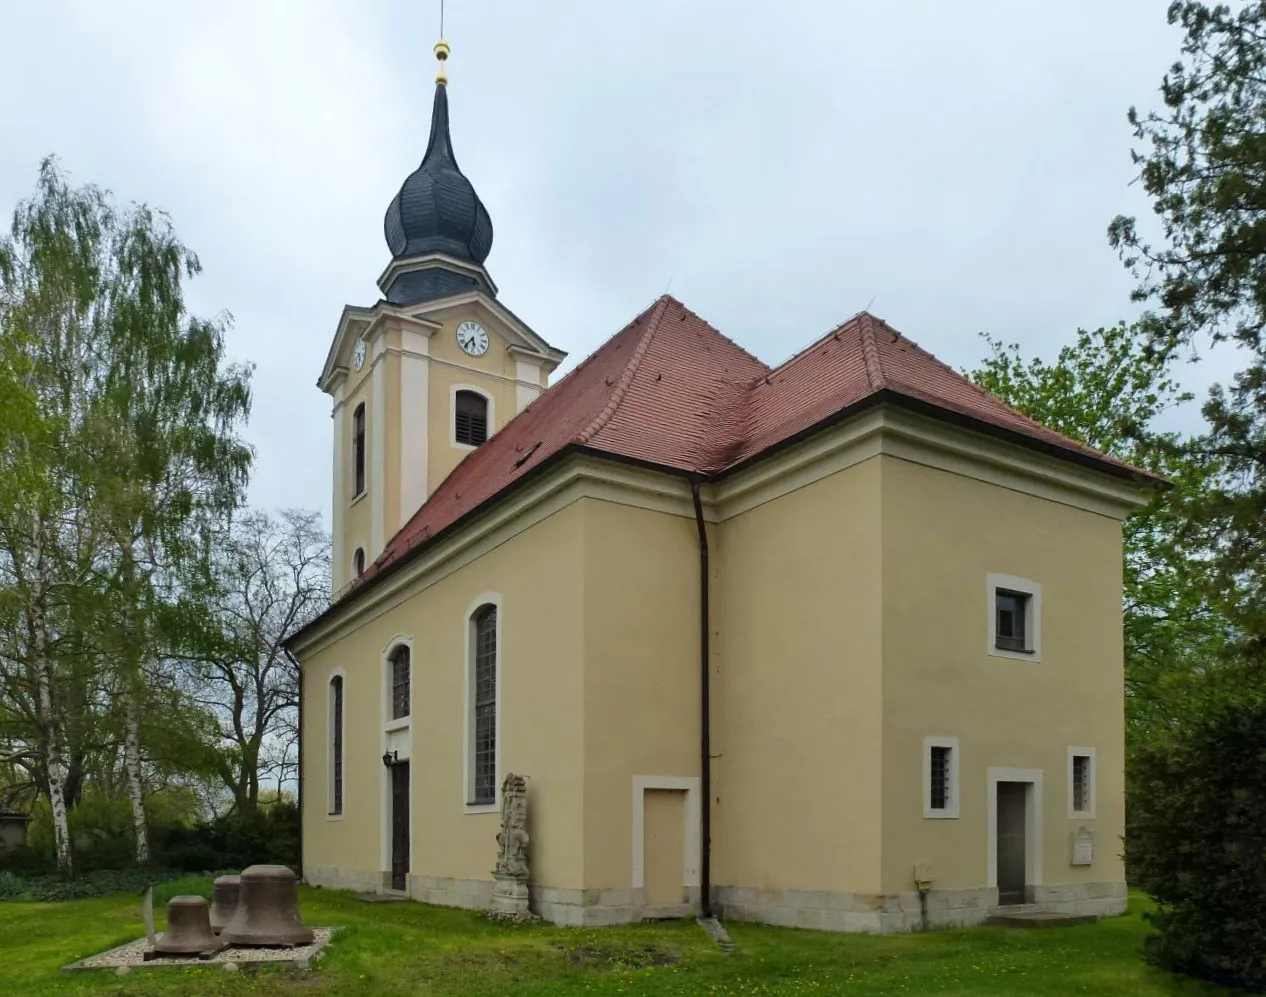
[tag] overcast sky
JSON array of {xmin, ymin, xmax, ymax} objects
[{"xmin": 0, "ymin": 1, "xmax": 1230, "ymax": 522}]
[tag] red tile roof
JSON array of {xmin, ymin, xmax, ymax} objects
[{"xmin": 350, "ymin": 295, "xmax": 1157, "ymax": 595}]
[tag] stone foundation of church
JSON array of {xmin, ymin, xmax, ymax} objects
[
  {"xmin": 712, "ymin": 881, "xmax": 1128, "ymax": 932},
  {"xmin": 305, "ymin": 866, "xmax": 1125, "ymax": 932}
]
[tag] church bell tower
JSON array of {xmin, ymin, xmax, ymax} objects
[{"xmin": 317, "ymin": 40, "xmax": 566, "ymax": 594}]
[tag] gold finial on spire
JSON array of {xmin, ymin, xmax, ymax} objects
[{"xmin": 434, "ymin": 39, "xmax": 450, "ymax": 84}]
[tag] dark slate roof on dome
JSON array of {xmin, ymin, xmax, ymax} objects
[{"xmin": 383, "ymin": 81, "xmax": 493, "ymax": 264}]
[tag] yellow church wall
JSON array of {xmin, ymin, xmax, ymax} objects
[
  {"xmin": 710, "ymin": 456, "xmax": 886, "ymax": 897},
  {"xmin": 301, "ymin": 501, "xmax": 587, "ymax": 896},
  {"xmin": 877, "ymin": 455, "xmax": 1127, "ymax": 895},
  {"xmin": 578, "ymin": 499, "xmax": 701, "ymax": 894}
]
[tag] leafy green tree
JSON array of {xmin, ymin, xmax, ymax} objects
[
  {"xmin": 1109, "ymin": 0, "xmax": 1266, "ymax": 654},
  {"xmin": 1106, "ymin": 3, "xmax": 1266, "ymax": 981},
  {"xmin": 1128, "ymin": 699, "xmax": 1266, "ymax": 991},
  {"xmin": 0, "ymin": 158, "xmax": 251, "ymax": 870},
  {"xmin": 76, "ymin": 189, "xmax": 252, "ymax": 864}
]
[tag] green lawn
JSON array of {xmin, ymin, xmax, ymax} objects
[{"xmin": 0, "ymin": 881, "xmax": 1232, "ymax": 996}]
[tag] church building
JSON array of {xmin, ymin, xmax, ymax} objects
[{"xmin": 287, "ymin": 41, "xmax": 1159, "ymax": 931}]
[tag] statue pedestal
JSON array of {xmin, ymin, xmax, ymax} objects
[{"xmin": 490, "ymin": 873, "xmax": 530, "ymax": 916}]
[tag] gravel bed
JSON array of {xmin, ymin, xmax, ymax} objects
[{"xmin": 65, "ymin": 927, "xmax": 334, "ymax": 971}]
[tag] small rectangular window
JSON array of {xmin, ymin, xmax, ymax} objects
[
  {"xmin": 1072, "ymin": 755, "xmax": 1089, "ymax": 812},
  {"xmin": 930, "ymin": 746, "xmax": 951, "ymax": 810},
  {"xmin": 995, "ymin": 590, "xmax": 1029, "ymax": 651},
  {"xmin": 1068, "ymin": 747, "xmax": 1096, "ymax": 818},
  {"xmin": 923, "ymin": 736, "xmax": 959, "ymax": 818}
]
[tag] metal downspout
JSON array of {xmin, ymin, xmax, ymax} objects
[{"xmin": 690, "ymin": 478, "xmax": 713, "ymax": 919}]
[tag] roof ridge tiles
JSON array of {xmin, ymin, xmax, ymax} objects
[
  {"xmin": 574, "ymin": 295, "xmax": 671, "ymax": 445},
  {"xmin": 858, "ymin": 312, "xmax": 886, "ymax": 390},
  {"xmin": 758, "ymin": 310, "xmax": 873, "ymax": 385}
]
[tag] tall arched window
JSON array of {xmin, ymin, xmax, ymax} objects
[
  {"xmin": 353, "ymin": 547, "xmax": 365, "ymax": 578},
  {"xmin": 454, "ymin": 390, "xmax": 488, "ymax": 447},
  {"xmin": 352, "ymin": 403, "xmax": 366, "ymax": 497},
  {"xmin": 469, "ymin": 604, "xmax": 498, "ymax": 804},
  {"xmin": 389, "ymin": 645, "xmax": 411, "ymax": 721},
  {"xmin": 329, "ymin": 675, "xmax": 344, "ymax": 815}
]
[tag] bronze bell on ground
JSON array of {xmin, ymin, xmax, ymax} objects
[
  {"xmin": 219, "ymin": 864, "xmax": 314, "ymax": 947},
  {"xmin": 209, "ymin": 874, "xmax": 240, "ymax": 934},
  {"xmin": 153, "ymin": 895, "xmax": 221, "ymax": 955}
]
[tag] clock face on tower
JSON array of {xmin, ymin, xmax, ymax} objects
[
  {"xmin": 352, "ymin": 338, "xmax": 366, "ymax": 371},
  {"xmin": 456, "ymin": 320, "xmax": 490, "ymax": 357}
]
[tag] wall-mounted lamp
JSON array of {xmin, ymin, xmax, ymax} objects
[{"xmin": 381, "ymin": 750, "xmax": 398, "ymax": 768}]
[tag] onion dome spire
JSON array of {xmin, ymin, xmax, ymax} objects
[{"xmin": 381, "ymin": 39, "xmax": 495, "ymax": 305}]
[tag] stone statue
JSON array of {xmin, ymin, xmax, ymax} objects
[
  {"xmin": 490, "ymin": 773, "xmax": 533, "ymax": 917},
  {"xmin": 495, "ymin": 774, "xmax": 530, "ymax": 878}
]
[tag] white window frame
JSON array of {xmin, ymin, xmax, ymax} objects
[
  {"xmin": 463, "ymin": 593, "xmax": 502, "ymax": 814},
  {"xmin": 923, "ymin": 735, "xmax": 960, "ymax": 818},
  {"xmin": 352, "ymin": 546, "xmax": 366, "ymax": 578},
  {"xmin": 326, "ymin": 668, "xmax": 347, "ymax": 821},
  {"xmin": 986, "ymin": 573, "xmax": 1042, "ymax": 662},
  {"xmin": 381, "ymin": 636, "xmax": 413, "ymax": 733},
  {"xmin": 450, "ymin": 384, "xmax": 494, "ymax": 451},
  {"xmin": 1067, "ymin": 746, "xmax": 1096, "ymax": 819}
]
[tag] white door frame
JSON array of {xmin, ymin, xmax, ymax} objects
[
  {"xmin": 631, "ymin": 775, "xmax": 701, "ymax": 891},
  {"xmin": 986, "ymin": 767, "xmax": 1043, "ymax": 895}
]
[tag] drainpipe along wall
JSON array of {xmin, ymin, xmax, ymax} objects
[{"xmin": 689, "ymin": 479, "xmax": 713, "ymax": 919}]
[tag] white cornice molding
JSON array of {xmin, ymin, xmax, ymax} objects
[
  {"xmin": 318, "ymin": 304, "xmax": 443, "ymax": 394},
  {"xmin": 290, "ymin": 406, "xmax": 1150, "ymax": 658},
  {"xmin": 714, "ymin": 406, "xmax": 1151, "ymax": 522}
]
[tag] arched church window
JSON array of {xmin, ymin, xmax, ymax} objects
[
  {"xmin": 469, "ymin": 604, "xmax": 498, "ymax": 804},
  {"xmin": 390, "ymin": 645, "xmax": 411, "ymax": 720},
  {"xmin": 455, "ymin": 391, "xmax": 488, "ymax": 447},
  {"xmin": 352, "ymin": 403, "xmax": 366, "ymax": 497},
  {"xmin": 329, "ymin": 674, "xmax": 344, "ymax": 815},
  {"xmin": 353, "ymin": 547, "xmax": 365, "ymax": 578}
]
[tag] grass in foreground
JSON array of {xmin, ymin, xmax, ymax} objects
[{"xmin": 0, "ymin": 881, "xmax": 1234, "ymax": 996}]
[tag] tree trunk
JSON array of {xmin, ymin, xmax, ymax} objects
[
  {"xmin": 36, "ymin": 657, "xmax": 73, "ymax": 876},
  {"xmin": 122, "ymin": 695, "xmax": 148, "ymax": 864},
  {"xmin": 30, "ymin": 517, "xmax": 72, "ymax": 876},
  {"xmin": 120, "ymin": 543, "xmax": 149, "ymax": 865}
]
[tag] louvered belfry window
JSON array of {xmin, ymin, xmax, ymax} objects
[
  {"xmin": 930, "ymin": 745, "xmax": 951, "ymax": 811},
  {"xmin": 472, "ymin": 605, "xmax": 497, "ymax": 804},
  {"xmin": 331, "ymin": 676, "xmax": 344, "ymax": 814},
  {"xmin": 455, "ymin": 391, "xmax": 489, "ymax": 447},
  {"xmin": 391, "ymin": 646, "xmax": 410, "ymax": 721}
]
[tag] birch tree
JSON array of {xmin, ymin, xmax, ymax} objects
[{"xmin": 0, "ymin": 158, "xmax": 252, "ymax": 867}]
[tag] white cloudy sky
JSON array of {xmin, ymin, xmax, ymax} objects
[{"xmin": 0, "ymin": 1, "xmax": 1231, "ymax": 522}]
